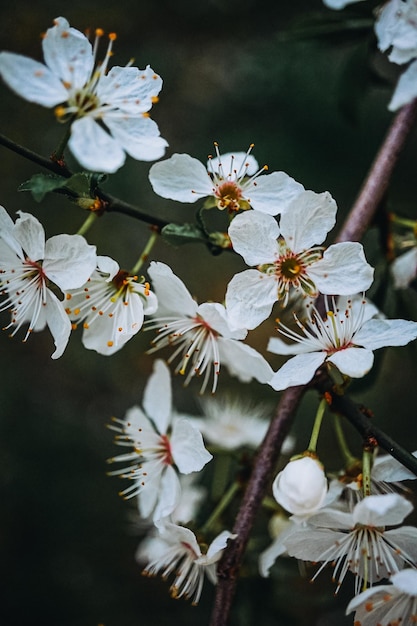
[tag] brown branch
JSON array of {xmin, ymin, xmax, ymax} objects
[
  {"xmin": 336, "ymin": 99, "xmax": 417, "ymax": 244},
  {"xmin": 0, "ymin": 131, "xmax": 170, "ymax": 231},
  {"xmin": 209, "ymin": 100, "xmax": 417, "ymax": 626}
]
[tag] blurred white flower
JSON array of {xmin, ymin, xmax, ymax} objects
[
  {"xmin": 268, "ymin": 295, "xmax": 417, "ymax": 391},
  {"xmin": 284, "ymin": 493, "xmax": 417, "ymax": 594},
  {"xmin": 0, "ymin": 17, "xmax": 167, "ymax": 172},
  {"xmin": 189, "ymin": 395, "xmax": 288, "ymax": 451},
  {"xmin": 107, "ymin": 359, "xmax": 212, "ymax": 522},
  {"xmin": 226, "ymin": 193, "xmax": 373, "ymax": 328},
  {"xmin": 346, "ymin": 568, "xmax": 417, "ymax": 625},
  {"xmin": 375, "ymin": 0, "xmax": 417, "ymax": 65},
  {"xmin": 0, "ymin": 206, "xmax": 96, "ymax": 358},
  {"xmin": 141, "ymin": 520, "xmax": 236, "ymax": 604},
  {"xmin": 148, "ymin": 143, "xmax": 304, "ymax": 215},
  {"xmin": 323, "ymin": 0, "xmax": 366, "ymax": 8},
  {"xmin": 146, "ymin": 261, "xmax": 273, "ymax": 393},
  {"xmin": 391, "ymin": 247, "xmax": 417, "ymax": 288},
  {"xmin": 65, "ymin": 256, "xmax": 158, "ymax": 355}
]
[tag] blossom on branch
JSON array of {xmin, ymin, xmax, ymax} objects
[
  {"xmin": 0, "ymin": 206, "xmax": 96, "ymax": 358},
  {"xmin": 148, "ymin": 143, "xmax": 304, "ymax": 215},
  {"xmin": 226, "ymin": 193, "xmax": 374, "ymax": 328},
  {"xmin": 107, "ymin": 359, "xmax": 212, "ymax": 522},
  {"xmin": 346, "ymin": 568, "xmax": 417, "ymax": 625},
  {"xmin": 272, "ymin": 455, "xmax": 328, "ymax": 517},
  {"xmin": 284, "ymin": 493, "xmax": 417, "ymax": 594},
  {"xmin": 146, "ymin": 261, "xmax": 273, "ymax": 393},
  {"xmin": 141, "ymin": 520, "xmax": 236, "ymax": 605},
  {"xmin": 0, "ymin": 17, "xmax": 168, "ymax": 172},
  {"xmin": 268, "ymin": 295, "xmax": 417, "ymax": 391},
  {"xmin": 64, "ymin": 256, "xmax": 158, "ymax": 355}
]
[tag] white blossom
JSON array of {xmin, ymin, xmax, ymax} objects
[
  {"xmin": 148, "ymin": 143, "xmax": 304, "ymax": 215},
  {"xmin": 391, "ymin": 247, "xmax": 417, "ymax": 287},
  {"xmin": 375, "ymin": 0, "xmax": 417, "ymax": 65},
  {"xmin": 346, "ymin": 568, "xmax": 417, "ymax": 625},
  {"xmin": 141, "ymin": 521, "xmax": 236, "ymax": 604},
  {"xmin": 226, "ymin": 195, "xmax": 374, "ymax": 328},
  {"xmin": 146, "ymin": 261, "xmax": 273, "ymax": 393},
  {"xmin": 0, "ymin": 17, "xmax": 167, "ymax": 172},
  {"xmin": 323, "ymin": 0, "xmax": 366, "ymax": 9},
  {"xmin": 268, "ymin": 295, "xmax": 417, "ymax": 391},
  {"xmin": 65, "ymin": 256, "xmax": 158, "ymax": 355},
  {"xmin": 0, "ymin": 206, "xmax": 96, "ymax": 358},
  {"xmin": 107, "ymin": 359, "xmax": 212, "ymax": 522},
  {"xmin": 272, "ymin": 455, "xmax": 329, "ymax": 517},
  {"xmin": 188, "ymin": 395, "xmax": 275, "ymax": 450},
  {"xmin": 284, "ymin": 494, "xmax": 417, "ymax": 594}
]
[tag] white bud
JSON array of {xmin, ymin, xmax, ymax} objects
[{"xmin": 272, "ymin": 456, "xmax": 328, "ymax": 516}]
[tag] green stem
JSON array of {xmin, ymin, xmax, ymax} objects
[
  {"xmin": 76, "ymin": 211, "xmax": 98, "ymax": 237},
  {"xmin": 200, "ymin": 481, "xmax": 240, "ymax": 535},
  {"xmin": 53, "ymin": 124, "xmax": 72, "ymax": 162},
  {"xmin": 390, "ymin": 214, "xmax": 417, "ymax": 230},
  {"xmin": 129, "ymin": 228, "xmax": 159, "ymax": 275},
  {"xmin": 307, "ymin": 397, "xmax": 327, "ymax": 453},
  {"xmin": 362, "ymin": 449, "xmax": 373, "ymax": 497},
  {"xmin": 333, "ymin": 414, "xmax": 357, "ymax": 466}
]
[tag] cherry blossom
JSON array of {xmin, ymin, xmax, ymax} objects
[
  {"xmin": 146, "ymin": 261, "xmax": 273, "ymax": 393},
  {"xmin": 347, "ymin": 569, "xmax": 417, "ymax": 625},
  {"xmin": 284, "ymin": 493, "xmax": 417, "ymax": 594},
  {"xmin": 148, "ymin": 143, "xmax": 304, "ymax": 215},
  {"xmin": 0, "ymin": 206, "xmax": 96, "ymax": 358},
  {"xmin": 273, "ymin": 455, "xmax": 329, "ymax": 517},
  {"xmin": 375, "ymin": 0, "xmax": 417, "ymax": 65},
  {"xmin": 226, "ymin": 193, "xmax": 374, "ymax": 328},
  {"xmin": 268, "ymin": 295, "xmax": 417, "ymax": 391},
  {"xmin": 0, "ymin": 17, "xmax": 167, "ymax": 172},
  {"xmin": 107, "ymin": 359, "xmax": 212, "ymax": 522},
  {"xmin": 141, "ymin": 520, "xmax": 236, "ymax": 604},
  {"xmin": 64, "ymin": 256, "xmax": 158, "ymax": 355}
]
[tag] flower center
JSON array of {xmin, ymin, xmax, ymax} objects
[
  {"xmin": 278, "ymin": 256, "xmax": 303, "ymax": 280},
  {"xmin": 215, "ymin": 181, "xmax": 244, "ymax": 212},
  {"xmin": 159, "ymin": 434, "xmax": 174, "ymax": 466}
]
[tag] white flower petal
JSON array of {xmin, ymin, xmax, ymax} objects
[
  {"xmin": 389, "ymin": 60, "xmax": 417, "ymax": 111},
  {"xmin": 44, "ymin": 234, "xmax": 96, "ymax": 290},
  {"xmin": 391, "ymin": 569, "xmax": 417, "ymax": 595},
  {"xmin": 13, "ymin": 211, "xmax": 45, "ymax": 261},
  {"xmin": 280, "ymin": 190, "xmax": 337, "ymax": 252},
  {"xmin": 218, "ymin": 338, "xmax": 274, "ymax": 384},
  {"xmin": 148, "ymin": 153, "xmax": 213, "ymax": 202},
  {"xmin": 391, "ymin": 248, "xmax": 417, "ymax": 289},
  {"xmin": 197, "ymin": 302, "xmax": 247, "ymax": 339},
  {"xmin": 105, "ymin": 116, "xmax": 168, "ymax": 161},
  {"xmin": 354, "ymin": 318, "xmax": 417, "ymax": 350},
  {"xmin": 247, "ymin": 171, "xmax": 304, "ymax": 215},
  {"xmin": 269, "ymin": 351, "xmax": 326, "ymax": 391},
  {"xmin": 0, "ymin": 52, "xmax": 68, "ymax": 107},
  {"xmin": 228, "ymin": 211, "xmax": 279, "ymax": 266},
  {"xmin": 96, "ymin": 65, "xmax": 162, "ymax": 114},
  {"xmin": 372, "ymin": 451, "xmax": 417, "ymax": 482},
  {"xmin": 69, "ymin": 117, "xmax": 126, "ymax": 173},
  {"xmin": 353, "ymin": 494, "xmax": 413, "ymax": 527},
  {"xmin": 143, "ymin": 359, "xmax": 172, "ymax": 435},
  {"xmin": 309, "ymin": 241, "xmax": 374, "ymax": 294},
  {"xmin": 148, "ymin": 261, "xmax": 198, "ymax": 317},
  {"xmin": 323, "ymin": 0, "xmax": 366, "ymax": 8},
  {"xmin": 171, "ymin": 418, "xmax": 212, "ymax": 473},
  {"xmin": 225, "ymin": 270, "xmax": 278, "ymax": 330},
  {"xmin": 327, "ymin": 346, "xmax": 374, "ymax": 377},
  {"xmin": 205, "ymin": 530, "xmax": 236, "ymax": 561},
  {"xmin": 272, "ymin": 457, "xmax": 328, "ymax": 516},
  {"xmin": 45, "ymin": 289, "xmax": 72, "ymax": 359},
  {"xmin": 42, "ymin": 17, "xmax": 94, "ymax": 90},
  {"xmin": 152, "ymin": 466, "xmax": 182, "ymax": 522}
]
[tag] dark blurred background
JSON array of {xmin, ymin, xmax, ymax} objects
[{"xmin": 1, "ymin": 1, "xmax": 417, "ymax": 625}]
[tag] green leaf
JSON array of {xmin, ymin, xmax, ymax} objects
[
  {"xmin": 161, "ymin": 222, "xmax": 208, "ymax": 246},
  {"xmin": 19, "ymin": 173, "xmax": 68, "ymax": 202}
]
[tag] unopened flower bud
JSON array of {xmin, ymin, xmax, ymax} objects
[{"xmin": 272, "ymin": 455, "xmax": 328, "ymax": 516}]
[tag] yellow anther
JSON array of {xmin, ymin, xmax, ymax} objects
[
  {"xmin": 107, "ymin": 341, "xmax": 114, "ymax": 347},
  {"xmin": 95, "ymin": 28, "xmax": 105, "ymax": 37},
  {"xmin": 151, "ymin": 95, "xmax": 159, "ymax": 104},
  {"xmin": 144, "ymin": 282, "xmax": 150, "ymax": 296},
  {"xmin": 54, "ymin": 106, "xmax": 66, "ymax": 118},
  {"xmin": 108, "ymin": 32, "xmax": 117, "ymax": 40}
]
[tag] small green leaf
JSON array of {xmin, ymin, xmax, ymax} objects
[
  {"xmin": 161, "ymin": 222, "xmax": 207, "ymax": 246},
  {"xmin": 19, "ymin": 173, "xmax": 68, "ymax": 202},
  {"xmin": 64, "ymin": 172, "xmax": 99, "ymax": 198}
]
